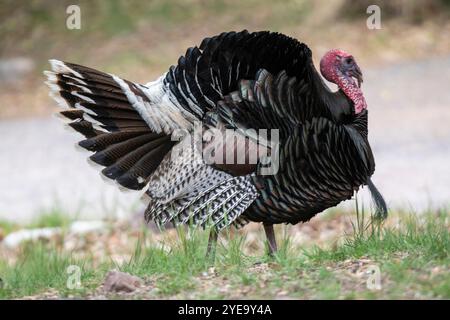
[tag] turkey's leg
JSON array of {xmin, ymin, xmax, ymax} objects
[
  {"xmin": 263, "ymin": 223, "xmax": 277, "ymax": 256},
  {"xmin": 205, "ymin": 228, "xmax": 218, "ymax": 262}
]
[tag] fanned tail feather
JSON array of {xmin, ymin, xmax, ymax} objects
[{"xmin": 45, "ymin": 59, "xmax": 175, "ymax": 190}]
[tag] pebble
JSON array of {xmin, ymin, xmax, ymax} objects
[
  {"xmin": 102, "ymin": 270, "xmax": 143, "ymax": 293},
  {"xmin": 2, "ymin": 220, "xmax": 105, "ymax": 248}
]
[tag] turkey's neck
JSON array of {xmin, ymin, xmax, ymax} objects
[{"xmin": 309, "ymin": 61, "xmax": 354, "ymax": 124}]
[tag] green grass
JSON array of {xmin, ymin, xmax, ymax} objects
[
  {"xmin": 28, "ymin": 208, "xmax": 74, "ymax": 229},
  {"xmin": 0, "ymin": 207, "xmax": 74, "ymax": 237},
  {"xmin": 0, "ymin": 220, "xmax": 18, "ymax": 236},
  {"xmin": 0, "ymin": 243, "xmax": 102, "ymax": 298},
  {"xmin": 0, "ymin": 210, "xmax": 449, "ymax": 299},
  {"xmin": 308, "ymin": 214, "xmax": 449, "ymax": 263}
]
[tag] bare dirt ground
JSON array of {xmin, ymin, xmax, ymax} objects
[{"xmin": 1, "ymin": 55, "xmax": 449, "ymax": 222}]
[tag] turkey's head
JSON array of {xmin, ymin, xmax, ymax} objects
[{"xmin": 319, "ymin": 49, "xmax": 367, "ymax": 114}]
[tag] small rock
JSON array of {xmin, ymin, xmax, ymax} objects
[
  {"xmin": 69, "ymin": 220, "xmax": 105, "ymax": 234},
  {"xmin": 1, "ymin": 220, "xmax": 106, "ymax": 249},
  {"xmin": 3, "ymin": 227, "xmax": 61, "ymax": 248},
  {"xmin": 103, "ymin": 270, "xmax": 143, "ymax": 293},
  {"xmin": 276, "ymin": 291, "xmax": 296, "ymax": 300},
  {"xmin": 0, "ymin": 57, "xmax": 34, "ymax": 84},
  {"xmin": 208, "ymin": 267, "xmax": 216, "ymax": 275},
  {"xmin": 430, "ymin": 266, "xmax": 441, "ymax": 274}
]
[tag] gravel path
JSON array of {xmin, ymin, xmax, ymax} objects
[{"xmin": 1, "ymin": 56, "xmax": 449, "ymax": 222}]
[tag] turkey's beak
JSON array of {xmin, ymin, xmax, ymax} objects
[{"xmin": 349, "ymin": 64, "xmax": 363, "ymax": 88}]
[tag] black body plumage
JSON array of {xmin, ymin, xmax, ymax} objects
[{"xmin": 163, "ymin": 30, "xmax": 378, "ymax": 224}]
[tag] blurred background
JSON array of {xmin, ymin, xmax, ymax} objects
[{"xmin": 0, "ymin": 0, "xmax": 449, "ymax": 223}]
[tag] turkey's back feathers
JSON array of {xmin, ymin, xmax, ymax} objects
[{"xmin": 164, "ymin": 30, "xmax": 317, "ymax": 121}]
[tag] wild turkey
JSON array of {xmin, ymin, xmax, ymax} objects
[{"xmin": 45, "ymin": 30, "xmax": 386, "ymax": 259}]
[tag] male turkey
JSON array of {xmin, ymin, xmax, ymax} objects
[{"xmin": 45, "ymin": 30, "xmax": 386, "ymax": 259}]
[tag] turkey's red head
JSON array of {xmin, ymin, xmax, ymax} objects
[{"xmin": 320, "ymin": 49, "xmax": 367, "ymax": 114}]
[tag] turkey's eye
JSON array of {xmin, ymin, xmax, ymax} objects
[{"xmin": 345, "ymin": 57, "xmax": 353, "ymax": 65}]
